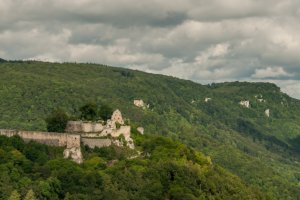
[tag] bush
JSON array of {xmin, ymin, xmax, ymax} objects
[
  {"xmin": 79, "ymin": 103, "xmax": 98, "ymax": 121},
  {"xmin": 98, "ymin": 104, "xmax": 113, "ymax": 121},
  {"xmin": 46, "ymin": 109, "xmax": 69, "ymax": 132}
]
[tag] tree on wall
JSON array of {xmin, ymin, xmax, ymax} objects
[
  {"xmin": 46, "ymin": 109, "xmax": 69, "ymax": 132},
  {"xmin": 98, "ymin": 104, "xmax": 113, "ymax": 121},
  {"xmin": 79, "ymin": 103, "xmax": 98, "ymax": 121},
  {"xmin": 80, "ymin": 102, "xmax": 113, "ymax": 121}
]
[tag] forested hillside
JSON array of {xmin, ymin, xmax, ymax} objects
[
  {"xmin": 1, "ymin": 61, "xmax": 300, "ymax": 199},
  {"xmin": 0, "ymin": 132, "xmax": 268, "ymax": 199}
]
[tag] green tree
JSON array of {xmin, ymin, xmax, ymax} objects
[
  {"xmin": 8, "ymin": 190, "xmax": 20, "ymax": 200},
  {"xmin": 99, "ymin": 104, "xmax": 113, "ymax": 121},
  {"xmin": 46, "ymin": 109, "xmax": 69, "ymax": 132},
  {"xmin": 24, "ymin": 189, "xmax": 36, "ymax": 200},
  {"xmin": 80, "ymin": 103, "xmax": 98, "ymax": 121}
]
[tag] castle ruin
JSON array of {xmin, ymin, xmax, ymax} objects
[{"xmin": 0, "ymin": 109, "xmax": 135, "ymax": 164}]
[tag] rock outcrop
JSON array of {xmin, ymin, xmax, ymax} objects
[
  {"xmin": 265, "ymin": 109, "xmax": 270, "ymax": 117},
  {"xmin": 133, "ymin": 99, "xmax": 149, "ymax": 109},
  {"xmin": 240, "ymin": 100, "xmax": 250, "ymax": 108},
  {"xmin": 205, "ymin": 98, "xmax": 212, "ymax": 102},
  {"xmin": 137, "ymin": 127, "xmax": 144, "ymax": 135}
]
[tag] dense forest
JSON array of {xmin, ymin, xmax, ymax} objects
[
  {"xmin": 0, "ymin": 132, "xmax": 269, "ymax": 199},
  {"xmin": 0, "ymin": 60, "xmax": 300, "ymax": 199}
]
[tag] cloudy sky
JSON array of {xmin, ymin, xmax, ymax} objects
[{"xmin": 1, "ymin": 0, "xmax": 300, "ymax": 98}]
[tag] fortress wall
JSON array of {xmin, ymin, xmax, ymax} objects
[
  {"xmin": 66, "ymin": 121, "xmax": 104, "ymax": 133},
  {"xmin": 66, "ymin": 134, "xmax": 81, "ymax": 148},
  {"xmin": 17, "ymin": 130, "xmax": 68, "ymax": 146},
  {"xmin": 0, "ymin": 129, "xmax": 80, "ymax": 148},
  {"xmin": 82, "ymin": 138, "xmax": 112, "ymax": 148},
  {"xmin": 111, "ymin": 126, "xmax": 131, "ymax": 139},
  {"xmin": 65, "ymin": 121, "xmax": 82, "ymax": 133},
  {"xmin": 0, "ymin": 129, "xmax": 18, "ymax": 137}
]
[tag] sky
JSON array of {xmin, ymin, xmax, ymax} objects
[{"xmin": 1, "ymin": 0, "xmax": 300, "ymax": 98}]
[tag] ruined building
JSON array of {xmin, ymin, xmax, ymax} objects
[{"xmin": 0, "ymin": 109, "xmax": 135, "ymax": 164}]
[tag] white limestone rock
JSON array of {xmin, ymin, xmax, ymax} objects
[
  {"xmin": 265, "ymin": 109, "xmax": 270, "ymax": 117},
  {"xmin": 134, "ymin": 99, "xmax": 145, "ymax": 107},
  {"xmin": 240, "ymin": 100, "xmax": 250, "ymax": 108},
  {"xmin": 205, "ymin": 98, "xmax": 212, "ymax": 102},
  {"xmin": 63, "ymin": 147, "xmax": 83, "ymax": 164},
  {"xmin": 137, "ymin": 127, "xmax": 144, "ymax": 135}
]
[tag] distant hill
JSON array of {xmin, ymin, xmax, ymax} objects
[
  {"xmin": 0, "ymin": 58, "xmax": 7, "ymax": 62},
  {"xmin": 0, "ymin": 60, "xmax": 299, "ymax": 198}
]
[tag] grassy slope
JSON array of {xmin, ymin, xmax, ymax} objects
[{"xmin": 1, "ymin": 61, "xmax": 300, "ymax": 198}]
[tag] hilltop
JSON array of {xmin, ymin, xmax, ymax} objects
[{"xmin": 0, "ymin": 60, "xmax": 300, "ymax": 198}]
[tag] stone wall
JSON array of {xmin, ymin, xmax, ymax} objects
[
  {"xmin": 111, "ymin": 126, "xmax": 131, "ymax": 139},
  {"xmin": 0, "ymin": 123, "xmax": 134, "ymax": 162},
  {"xmin": 0, "ymin": 129, "xmax": 81, "ymax": 147},
  {"xmin": 111, "ymin": 109, "xmax": 124, "ymax": 124},
  {"xmin": 0, "ymin": 129, "xmax": 82, "ymax": 163},
  {"xmin": 65, "ymin": 121, "xmax": 104, "ymax": 133},
  {"xmin": 82, "ymin": 138, "xmax": 112, "ymax": 148}
]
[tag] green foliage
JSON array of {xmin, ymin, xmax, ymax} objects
[
  {"xmin": 46, "ymin": 109, "xmax": 69, "ymax": 132},
  {"xmin": 0, "ymin": 133, "xmax": 269, "ymax": 199},
  {"xmin": 24, "ymin": 189, "xmax": 36, "ymax": 200},
  {"xmin": 0, "ymin": 61, "xmax": 300, "ymax": 198},
  {"xmin": 79, "ymin": 102, "xmax": 113, "ymax": 121},
  {"xmin": 116, "ymin": 122, "xmax": 121, "ymax": 129},
  {"xmin": 8, "ymin": 190, "xmax": 20, "ymax": 200},
  {"xmin": 79, "ymin": 102, "xmax": 98, "ymax": 121},
  {"xmin": 0, "ymin": 58, "xmax": 7, "ymax": 63},
  {"xmin": 99, "ymin": 103, "xmax": 113, "ymax": 121}
]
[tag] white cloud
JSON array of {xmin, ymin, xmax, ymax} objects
[
  {"xmin": 1, "ymin": 0, "xmax": 300, "ymax": 98},
  {"xmin": 252, "ymin": 67, "xmax": 293, "ymax": 79}
]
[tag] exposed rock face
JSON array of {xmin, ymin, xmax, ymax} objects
[
  {"xmin": 240, "ymin": 100, "xmax": 250, "ymax": 108},
  {"xmin": 64, "ymin": 147, "xmax": 83, "ymax": 164},
  {"xmin": 265, "ymin": 109, "xmax": 270, "ymax": 117},
  {"xmin": 134, "ymin": 99, "xmax": 149, "ymax": 109},
  {"xmin": 205, "ymin": 98, "xmax": 212, "ymax": 102},
  {"xmin": 257, "ymin": 99, "xmax": 265, "ymax": 102},
  {"xmin": 134, "ymin": 99, "xmax": 145, "ymax": 107},
  {"xmin": 137, "ymin": 127, "xmax": 144, "ymax": 135}
]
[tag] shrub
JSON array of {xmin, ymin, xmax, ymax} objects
[
  {"xmin": 46, "ymin": 109, "xmax": 69, "ymax": 132},
  {"xmin": 79, "ymin": 103, "xmax": 98, "ymax": 121}
]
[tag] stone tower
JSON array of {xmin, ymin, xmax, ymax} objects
[{"xmin": 111, "ymin": 109, "xmax": 124, "ymax": 125}]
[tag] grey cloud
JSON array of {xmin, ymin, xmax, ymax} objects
[{"xmin": 1, "ymin": 0, "xmax": 300, "ymax": 98}]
